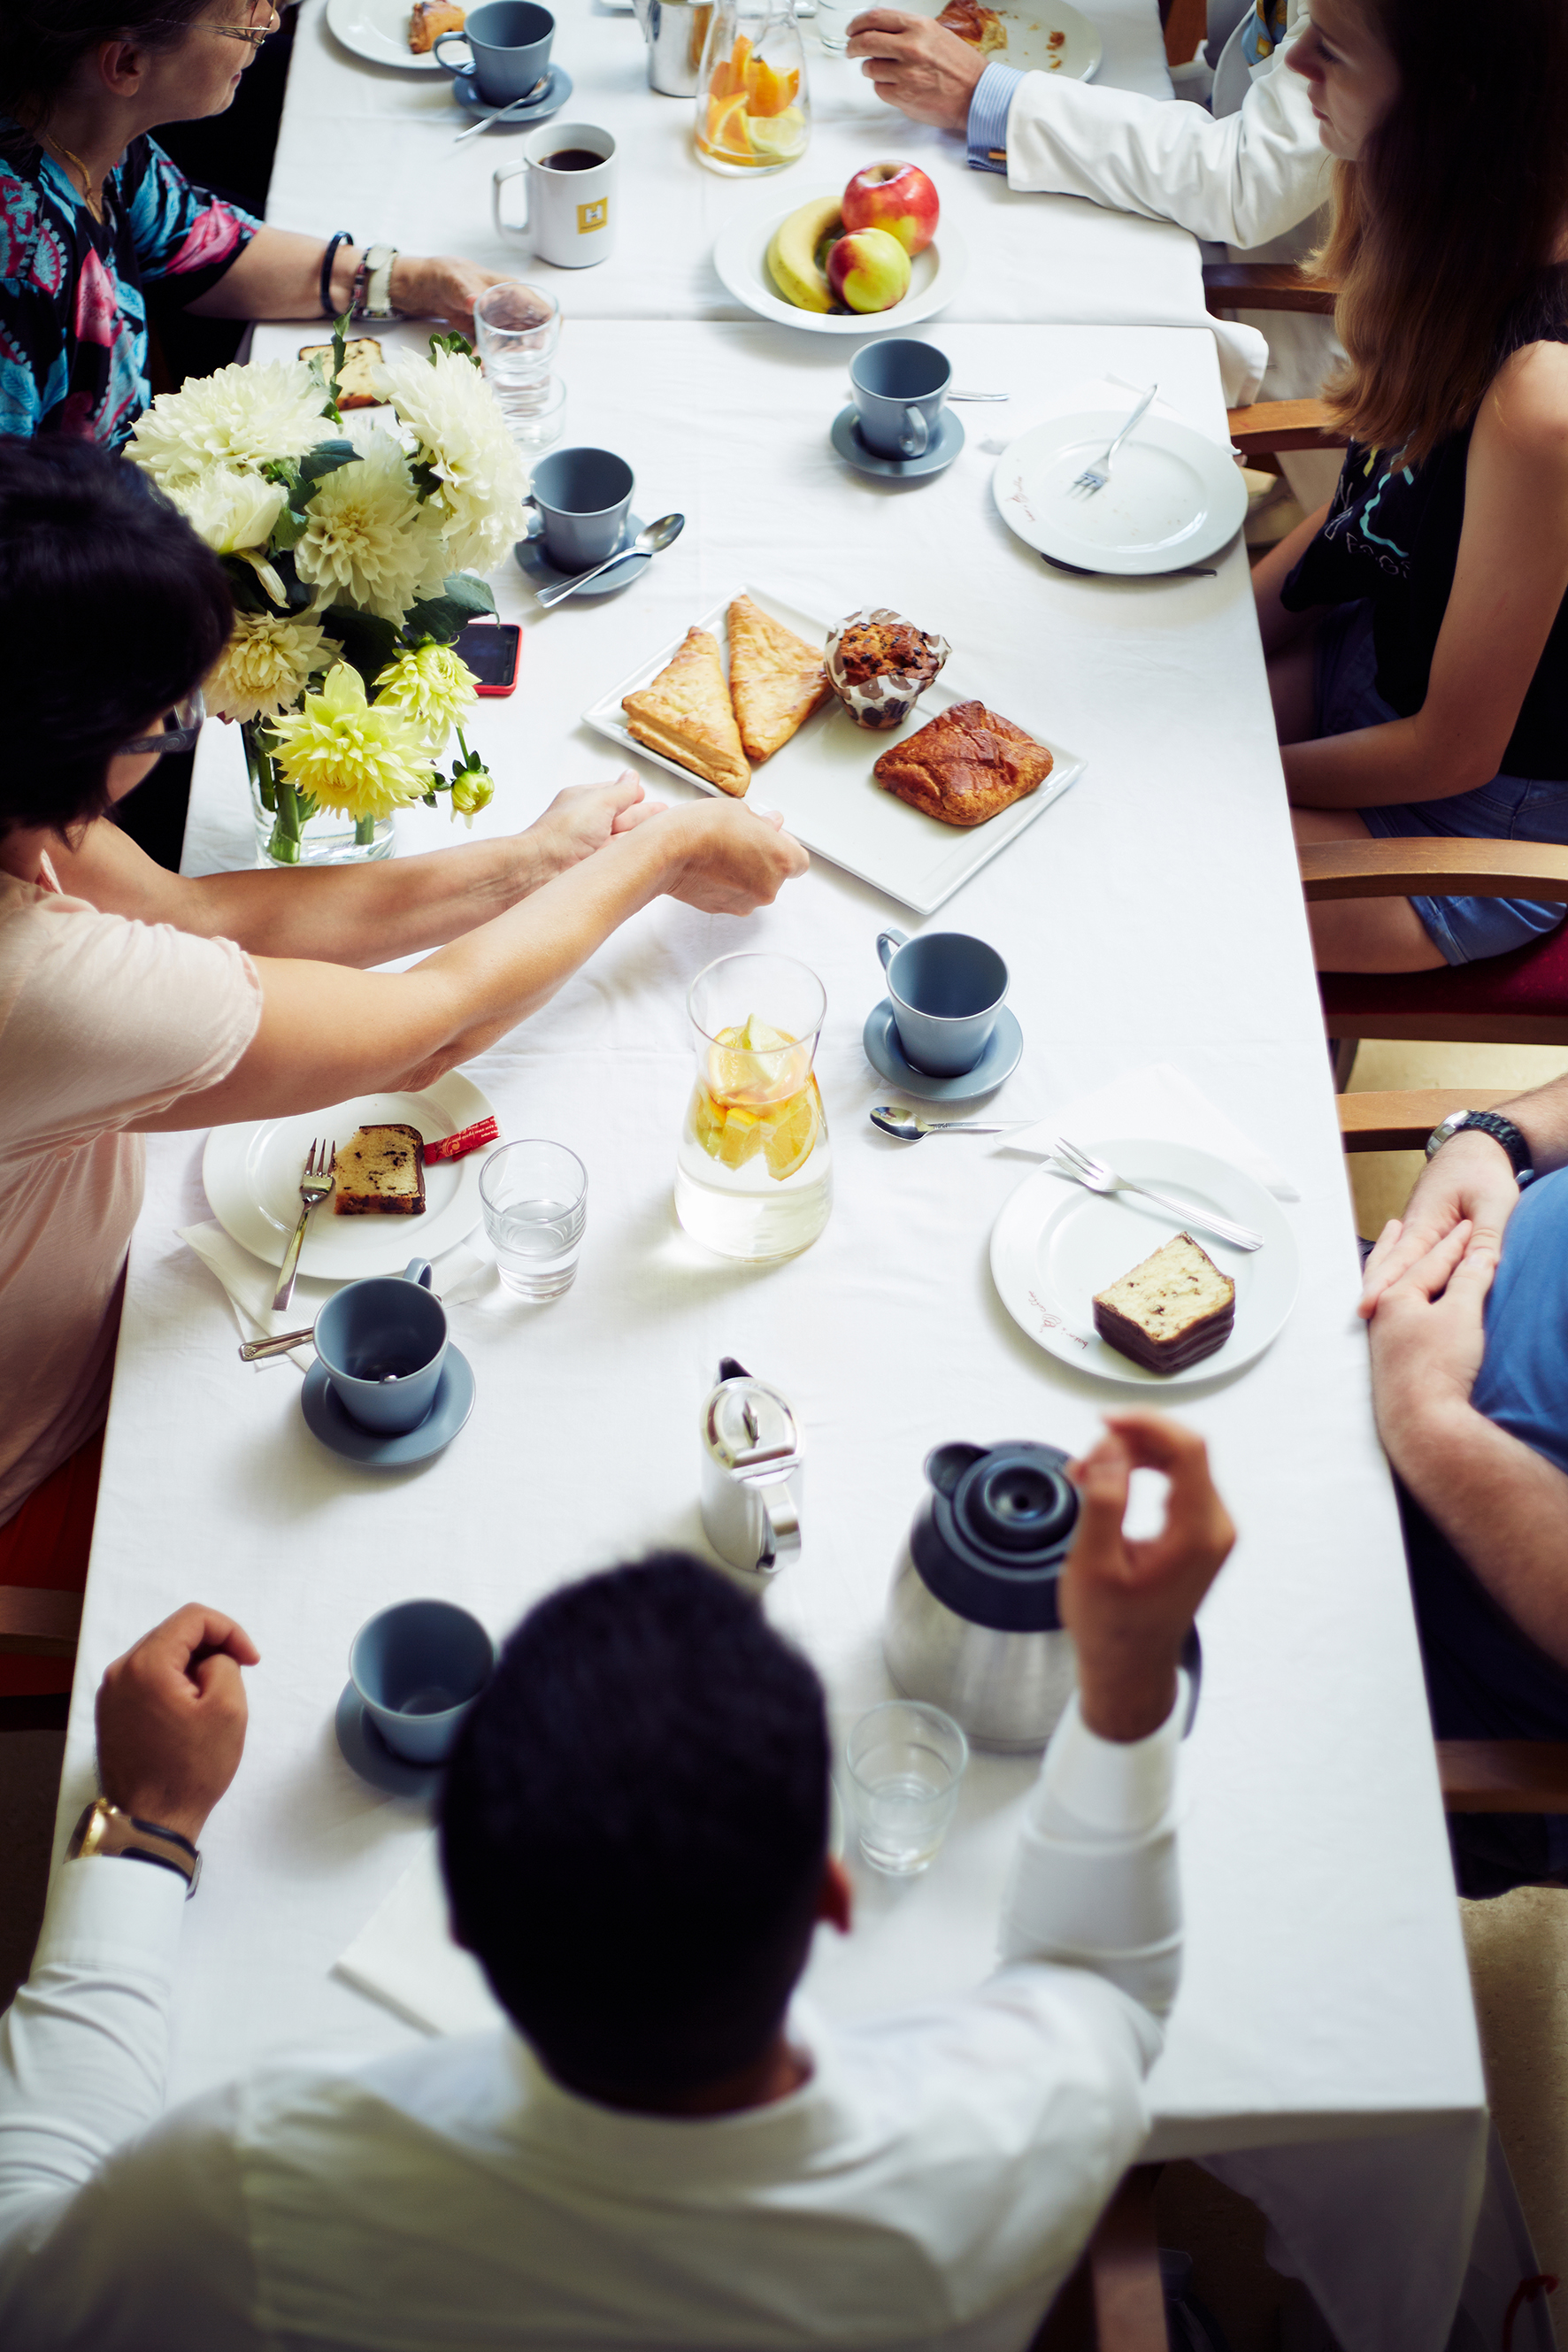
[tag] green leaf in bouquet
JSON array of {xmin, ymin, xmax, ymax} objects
[
  {"xmin": 298, "ymin": 439, "xmax": 360, "ymax": 489},
  {"xmin": 428, "ymin": 330, "xmax": 479, "ymax": 366},
  {"xmin": 401, "ymin": 573, "xmax": 497, "ymax": 647},
  {"xmin": 223, "ymin": 554, "xmax": 272, "ymax": 614},
  {"xmin": 409, "ymin": 457, "xmax": 443, "ymax": 503},
  {"xmin": 323, "ymin": 603, "xmax": 402, "ymax": 688}
]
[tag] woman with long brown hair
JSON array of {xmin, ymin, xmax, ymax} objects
[{"xmin": 1255, "ymin": 0, "xmax": 1568, "ymax": 970}]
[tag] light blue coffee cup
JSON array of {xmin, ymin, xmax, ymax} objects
[
  {"xmin": 434, "ymin": 0, "xmax": 553, "ymax": 104},
  {"xmin": 314, "ymin": 1259, "xmax": 446, "ymax": 1436},
  {"xmin": 849, "ymin": 339, "xmax": 951, "ymax": 461},
  {"xmin": 350, "ymin": 1599, "xmax": 496, "ymax": 1765},
  {"xmin": 877, "ymin": 927, "xmax": 1009, "ymax": 1077}
]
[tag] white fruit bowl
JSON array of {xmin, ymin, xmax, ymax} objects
[{"xmin": 712, "ymin": 198, "xmax": 968, "ymax": 334}]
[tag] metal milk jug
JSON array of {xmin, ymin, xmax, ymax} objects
[
  {"xmin": 883, "ymin": 1441, "xmax": 1083, "ymax": 1751},
  {"xmin": 699, "ymin": 1359, "xmax": 803, "ymax": 1577},
  {"xmin": 634, "ymin": 0, "xmax": 712, "ymax": 96}
]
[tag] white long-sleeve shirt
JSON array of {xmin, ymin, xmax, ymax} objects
[{"xmin": 0, "ymin": 1691, "xmax": 1184, "ymax": 2352}]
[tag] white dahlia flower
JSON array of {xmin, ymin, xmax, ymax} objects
[
  {"xmin": 269, "ymin": 662, "xmax": 436, "ymax": 821},
  {"xmin": 168, "ymin": 465, "xmax": 286, "ymax": 556},
  {"xmin": 127, "ymin": 361, "xmax": 331, "ymax": 486},
  {"xmin": 206, "ymin": 610, "xmax": 337, "ymax": 726},
  {"xmin": 373, "ymin": 642, "xmax": 477, "ymax": 744},
  {"xmin": 292, "ymin": 432, "xmax": 447, "ymax": 622},
  {"xmin": 376, "ymin": 347, "xmax": 529, "ymax": 576}
]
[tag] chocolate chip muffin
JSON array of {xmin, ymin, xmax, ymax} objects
[{"xmin": 823, "ymin": 606, "xmax": 950, "ymax": 730}]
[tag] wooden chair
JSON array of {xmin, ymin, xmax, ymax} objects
[{"xmin": 1034, "ymin": 2166, "xmax": 1169, "ymax": 2351}]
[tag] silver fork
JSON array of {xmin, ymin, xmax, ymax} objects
[
  {"xmin": 1068, "ymin": 382, "xmax": 1158, "ymax": 500},
  {"xmin": 1051, "ymin": 1134, "xmax": 1264, "ymax": 1253},
  {"xmin": 272, "ymin": 1139, "xmax": 336, "ymax": 1313}
]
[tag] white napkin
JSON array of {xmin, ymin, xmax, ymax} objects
[
  {"xmin": 1005, "ymin": 1061, "xmax": 1300, "ymax": 1202},
  {"xmin": 984, "ymin": 372, "xmax": 1249, "ymax": 465},
  {"xmin": 179, "ymin": 1220, "xmax": 496, "ymax": 1375},
  {"xmin": 334, "ymin": 1836, "xmax": 503, "ymax": 2037}
]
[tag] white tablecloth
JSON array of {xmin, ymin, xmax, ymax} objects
[
  {"xmin": 50, "ymin": 318, "xmax": 1488, "ymax": 2350},
  {"xmin": 264, "ymin": 0, "xmax": 1226, "ymax": 343}
]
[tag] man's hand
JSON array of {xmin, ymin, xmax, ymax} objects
[
  {"xmin": 663, "ymin": 798, "xmax": 810, "ymax": 914},
  {"xmin": 845, "ymin": 10, "xmax": 987, "ymax": 131},
  {"xmin": 1358, "ymin": 1128, "xmax": 1518, "ymax": 1318},
  {"xmin": 388, "ymin": 256, "xmax": 513, "ymax": 335},
  {"xmin": 1367, "ymin": 1221, "xmax": 1496, "ymax": 1478},
  {"xmin": 524, "ymin": 772, "xmax": 667, "ymax": 887},
  {"xmin": 1060, "ymin": 1415, "xmax": 1235, "ymax": 1743},
  {"xmin": 96, "ymin": 1607, "xmax": 260, "ymax": 1848}
]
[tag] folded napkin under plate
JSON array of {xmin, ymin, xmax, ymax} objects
[
  {"xmin": 179, "ymin": 1219, "xmax": 496, "ymax": 1375},
  {"xmin": 335, "ymin": 1835, "xmax": 503, "ymax": 2037},
  {"xmin": 1002, "ymin": 1060, "xmax": 1299, "ymax": 1202}
]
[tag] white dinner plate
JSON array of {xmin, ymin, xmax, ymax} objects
[
  {"xmin": 989, "ymin": 1140, "xmax": 1300, "ymax": 1387},
  {"xmin": 327, "ymin": 0, "xmax": 445, "ymax": 71},
  {"xmin": 584, "ymin": 584, "xmax": 1086, "ymax": 914},
  {"xmin": 959, "ymin": 0, "xmax": 1101, "ymax": 80},
  {"xmin": 202, "ymin": 1072, "xmax": 497, "ymax": 1280},
  {"xmin": 713, "ymin": 201, "xmax": 968, "ymax": 336},
  {"xmin": 992, "ymin": 410, "xmax": 1249, "ymax": 575}
]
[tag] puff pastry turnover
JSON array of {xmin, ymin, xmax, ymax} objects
[
  {"xmin": 622, "ymin": 627, "xmax": 750, "ymax": 797},
  {"xmin": 872, "ymin": 699, "xmax": 1052, "ymax": 827},
  {"xmin": 727, "ymin": 595, "xmax": 832, "ymax": 763}
]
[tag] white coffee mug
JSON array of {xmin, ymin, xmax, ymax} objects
[{"xmin": 493, "ymin": 124, "xmax": 617, "ymax": 270}]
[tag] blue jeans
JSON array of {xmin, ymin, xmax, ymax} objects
[{"xmin": 1314, "ymin": 600, "xmax": 1568, "ymax": 964}]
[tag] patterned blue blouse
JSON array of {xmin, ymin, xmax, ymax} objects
[{"xmin": 0, "ymin": 129, "xmax": 260, "ymax": 448}]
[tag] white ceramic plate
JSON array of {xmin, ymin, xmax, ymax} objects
[
  {"xmin": 964, "ymin": 0, "xmax": 1101, "ymax": 79},
  {"xmin": 202, "ymin": 1072, "xmax": 496, "ymax": 1279},
  {"xmin": 992, "ymin": 409, "xmax": 1249, "ymax": 575},
  {"xmin": 713, "ymin": 201, "xmax": 968, "ymax": 336},
  {"xmin": 327, "ymin": 0, "xmax": 444, "ymax": 71},
  {"xmin": 584, "ymin": 584, "xmax": 1086, "ymax": 914},
  {"xmin": 989, "ymin": 1140, "xmax": 1300, "ymax": 1387}
]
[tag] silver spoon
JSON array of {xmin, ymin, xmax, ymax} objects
[
  {"xmin": 948, "ymin": 390, "xmax": 1008, "ymax": 402},
  {"xmin": 533, "ymin": 513, "xmax": 685, "ymax": 609},
  {"xmin": 451, "ymin": 76, "xmax": 550, "ymax": 141},
  {"xmin": 871, "ymin": 1104, "xmax": 1035, "ymax": 1140}
]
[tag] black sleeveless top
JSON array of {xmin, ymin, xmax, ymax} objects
[{"xmin": 1281, "ymin": 266, "xmax": 1568, "ymax": 780}]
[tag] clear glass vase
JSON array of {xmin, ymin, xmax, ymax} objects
[
  {"xmin": 694, "ymin": 0, "xmax": 810, "ymax": 174},
  {"xmin": 243, "ymin": 721, "xmax": 394, "ymax": 868}
]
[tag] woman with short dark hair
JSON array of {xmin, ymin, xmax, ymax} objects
[
  {"xmin": 0, "ymin": 438, "xmax": 806, "ymax": 1659},
  {"xmin": 0, "ymin": 0, "xmax": 507, "ymax": 444},
  {"xmin": 1254, "ymin": 0, "xmax": 1568, "ymax": 971}
]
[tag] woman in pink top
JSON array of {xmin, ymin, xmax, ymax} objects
[{"xmin": 0, "ymin": 438, "xmax": 808, "ymax": 1692}]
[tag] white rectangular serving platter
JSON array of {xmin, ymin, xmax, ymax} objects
[{"xmin": 582, "ymin": 585, "xmax": 1087, "ymax": 916}]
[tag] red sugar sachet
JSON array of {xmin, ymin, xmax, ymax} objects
[{"xmin": 424, "ymin": 1117, "xmax": 500, "ymax": 1164}]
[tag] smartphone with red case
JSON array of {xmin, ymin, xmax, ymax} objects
[{"xmin": 455, "ymin": 619, "xmax": 522, "ymax": 696}]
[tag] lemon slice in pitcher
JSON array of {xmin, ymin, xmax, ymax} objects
[{"xmin": 762, "ymin": 1078, "xmax": 821, "ymax": 1180}]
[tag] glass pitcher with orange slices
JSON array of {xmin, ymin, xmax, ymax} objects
[
  {"xmin": 676, "ymin": 952, "xmax": 832, "ymax": 1260},
  {"xmin": 694, "ymin": 0, "xmax": 810, "ymax": 174}
]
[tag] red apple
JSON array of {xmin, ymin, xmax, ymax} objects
[
  {"xmin": 826, "ymin": 227, "xmax": 912, "ymax": 316},
  {"xmin": 841, "ymin": 162, "xmax": 941, "ymax": 257}
]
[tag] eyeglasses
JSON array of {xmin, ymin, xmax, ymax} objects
[
  {"xmin": 137, "ymin": 3, "xmax": 283, "ymax": 49},
  {"xmin": 119, "ymin": 692, "xmax": 205, "ymax": 760}
]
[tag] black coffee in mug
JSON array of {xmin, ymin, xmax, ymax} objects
[{"xmin": 543, "ymin": 147, "xmax": 602, "ymax": 169}]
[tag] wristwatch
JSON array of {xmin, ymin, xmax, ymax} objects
[
  {"xmin": 350, "ymin": 243, "xmax": 401, "ymax": 322},
  {"xmin": 66, "ymin": 1799, "xmax": 201, "ymax": 1897},
  {"xmin": 1425, "ymin": 1109, "xmax": 1535, "ymax": 1188}
]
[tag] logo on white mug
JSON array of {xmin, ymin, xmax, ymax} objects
[{"xmin": 578, "ymin": 197, "xmax": 608, "ymax": 233}]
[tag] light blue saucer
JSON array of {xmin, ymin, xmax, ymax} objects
[
  {"xmin": 302, "ymin": 1345, "xmax": 475, "ymax": 1467},
  {"xmin": 514, "ymin": 510, "xmax": 652, "ymax": 600},
  {"xmin": 831, "ymin": 403, "xmax": 965, "ymax": 483},
  {"xmin": 334, "ymin": 1681, "xmax": 443, "ymax": 1801},
  {"xmin": 452, "ymin": 60, "xmax": 571, "ymax": 122},
  {"xmin": 863, "ymin": 997, "xmax": 1024, "ymax": 1105}
]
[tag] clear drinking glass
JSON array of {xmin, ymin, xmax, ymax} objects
[
  {"xmin": 473, "ymin": 281, "xmax": 562, "ymax": 442},
  {"xmin": 674, "ymin": 951, "xmax": 831, "ymax": 1262},
  {"xmin": 695, "ymin": 0, "xmax": 811, "ymax": 173},
  {"xmin": 480, "ymin": 1140, "xmax": 587, "ymax": 1301},
  {"xmin": 845, "ymin": 1701, "xmax": 968, "ymax": 1876},
  {"xmin": 813, "ymin": 0, "xmax": 851, "ymax": 52},
  {"xmin": 509, "ymin": 373, "xmax": 566, "ymax": 451}
]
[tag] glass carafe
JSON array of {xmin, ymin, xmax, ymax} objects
[
  {"xmin": 675, "ymin": 951, "xmax": 832, "ymax": 1261},
  {"xmin": 694, "ymin": 0, "xmax": 810, "ymax": 174}
]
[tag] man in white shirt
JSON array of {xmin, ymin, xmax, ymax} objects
[
  {"xmin": 0, "ymin": 1410, "xmax": 1233, "ymax": 2352},
  {"xmin": 846, "ymin": 0, "xmax": 1341, "ymax": 501}
]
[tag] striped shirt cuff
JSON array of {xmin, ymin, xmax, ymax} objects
[{"xmin": 966, "ymin": 61, "xmax": 1025, "ymax": 173}]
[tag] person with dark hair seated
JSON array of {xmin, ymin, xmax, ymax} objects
[
  {"xmin": 0, "ymin": 433, "xmax": 804, "ymax": 1685},
  {"xmin": 0, "ymin": 0, "xmax": 508, "ymax": 446},
  {"xmin": 1360, "ymin": 1081, "xmax": 1568, "ymax": 1895},
  {"xmin": 0, "ymin": 1416, "xmax": 1234, "ymax": 2348}
]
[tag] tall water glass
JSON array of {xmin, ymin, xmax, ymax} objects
[
  {"xmin": 814, "ymin": 0, "xmax": 852, "ymax": 52},
  {"xmin": 845, "ymin": 1701, "xmax": 967, "ymax": 1876},
  {"xmin": 480, "ymin": 1139, "xmax": 587, "ymax": 1300},
  {"xmin": 674, "ymin": 951, "xmax": 831, "ymax": 1262},
  {"xmin": 473, "ymin": 281, "xmax": 562, "ymax": 442}
]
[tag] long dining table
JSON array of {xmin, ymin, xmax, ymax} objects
[{"xmin": 50, "ymin": 4, "xmax": 1491, "ymax": 2346}]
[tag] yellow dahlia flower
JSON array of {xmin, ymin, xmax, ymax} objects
[
  {"xmin": 127, "ymin": 361, "xmax": 331, "ymax": 487},
  {"xmin": 206, "ymin": 610, "xmax": 336, "ymax": 726},
  {"xmin": 373, "ymin": 642, "xmax": 477, "ymax": 744},
  {"xmin": 269, "ymin": 663, "xmax": 436, "ymax": 822},
  {"xmin": 293, "ymin": 432, "xmax": 446, "ymax": 622}
]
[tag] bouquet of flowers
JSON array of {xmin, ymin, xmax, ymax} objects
[{"xmin": 127, "ymin": 326, "xmax": 528, "ymax": 865}]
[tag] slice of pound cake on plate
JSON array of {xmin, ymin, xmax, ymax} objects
[{"xmin": 1092, "ymin": 1233, "xmax": 1234, "ymax": 1372}]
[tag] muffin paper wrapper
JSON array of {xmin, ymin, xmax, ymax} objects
[{"xmin": 824, "ymin": 606, "xmax": 951, "ymax": 731}]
